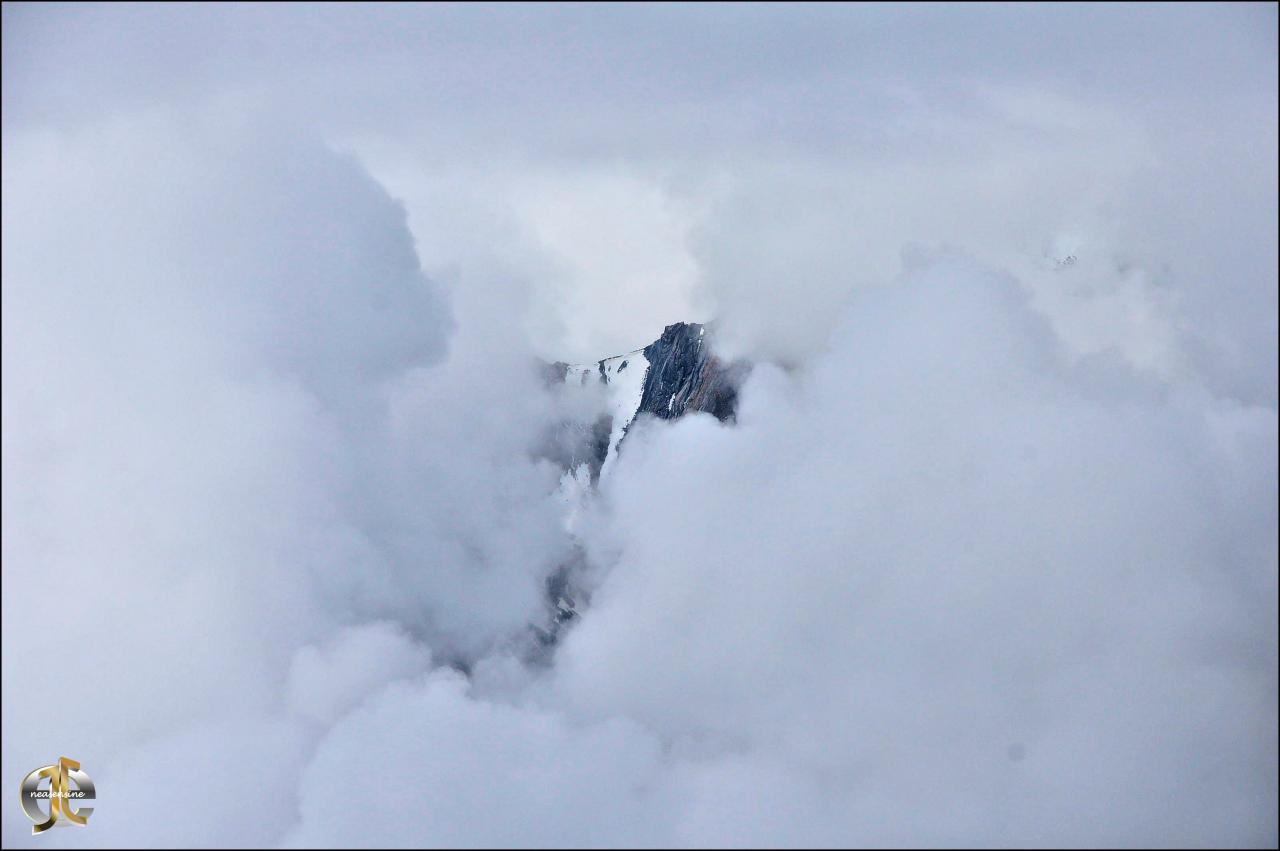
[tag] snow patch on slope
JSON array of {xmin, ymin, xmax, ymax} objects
[
  {"xmin": 562, "ymin": 349, "xmax": 650, "ymax": 480},
  {"xmin": 597, "ymin": 350, "xmax": 650, "ymax": 478}
]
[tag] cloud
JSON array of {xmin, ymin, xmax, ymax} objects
[
  {"xmin": 552, "ymin": 255, "xmax": 1277, "ymax": 846},
  {"xmin": 1, "ymin": 116, "xmax": 573, "ymax": 846},
  {"xmin": 2, "ymin": 4, "xmax": 1275, "ymax": 848},
  {"xmin": 275, "ymin": 255, "xmax": 1276, "ymax": 847},
  {"xmin": 284, "ymin": 670, "xmax": 672, "ymax": 849}
]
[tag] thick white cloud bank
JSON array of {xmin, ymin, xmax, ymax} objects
[
  {"xmin": 282, "ymin": 256, "xmax": 1278, "ymax": 848},
  {"xmin": 3, "ymin": 4, "xmax": 1276, "ymax": 848},
  {"xmin": 556, "ymin": 257, "xmax": 1278, "ymax": 846},
  {"xmin": 1, "ymin": 120, "xmax": 573, "ymax": 846}
]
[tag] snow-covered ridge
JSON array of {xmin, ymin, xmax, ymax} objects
[
  {"xmin": 591, "ymin": 349, "xmax": 650, "ymax": 477},
  {"xmin": 550, "ymin": 322, "xmax": 748, "ymax": 480}
]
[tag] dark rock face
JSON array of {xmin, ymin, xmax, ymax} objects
[
  {"xmin": 634, "ymin": 322, "xmax": 748, "ymax": 426},
  {"xmin": 538, "ymin": 321, "xmax": 750, "ymax": 476}
]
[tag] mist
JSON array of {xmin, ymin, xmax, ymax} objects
[{"xmin": 2, "ymin": 4, "xmax": 1276, "ymax": 847}]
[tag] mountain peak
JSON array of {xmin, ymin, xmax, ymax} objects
[{"xmin": 544, "ymin": 321, "xmax": 750, "ymax": 480}]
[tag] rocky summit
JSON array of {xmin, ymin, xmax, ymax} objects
[{"xmin": 545, "ymin": 322, "xmax": 750, "ymax": 480}]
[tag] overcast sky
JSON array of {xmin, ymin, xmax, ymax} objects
[{"xmin": 2, "ymin": 4, "xmax": 1276, "ymax": 847}]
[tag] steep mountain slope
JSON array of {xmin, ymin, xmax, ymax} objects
[
  {"xmin": 527, "ymin": 322, "xmax": 751, "ymax": 660},
  {"xmin": 550, "ymin": 322, "xmax": 749, "ymax": 478}
]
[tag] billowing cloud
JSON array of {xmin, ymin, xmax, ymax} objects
[
  {"xmin": 1, "ymin": 118, "xmax": 573, "ymax": 846},
  {"xmin": 2, "ymin": 4, "xmax": 1275, "ymax": 848},
  {"xmin": 555, "ymin": 255, "xmax": 1278, "ymax": 846}
]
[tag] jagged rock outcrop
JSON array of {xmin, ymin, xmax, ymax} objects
[
  {"xmin": 634, "ymin": 322, "xmax": 748, "ymax": 425},
  {"xmin": 543, "ymin": 322, "xmax": 750, "ymax": 478}
]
